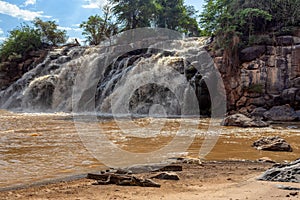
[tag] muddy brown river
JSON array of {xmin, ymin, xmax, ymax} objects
[{"xmin": 0, "ymin": 110, "xmax": 299, "ymax": 190}]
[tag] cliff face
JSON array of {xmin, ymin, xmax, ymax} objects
[
  {"xmin": 0, "ymin": 50, "xmax": 49, "ymax": 90},
  {"xmin": 215, "ymin": 35, "xmax": 300, "ymax": 116}
]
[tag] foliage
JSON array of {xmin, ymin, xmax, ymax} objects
[
  {"xmin": 155, "ymin": 1, "xmax": 200, "ymax": 36},
  {"xmin": 33, "ymin": 18, "xmax": 67, "ymax": 46},
  {"xmin": 80, "ymin": 5, "xmax": 118, "ymax": 45},
  {"xmin": 200, "ymin": 0, "xmax": 300, "ymax": 67},
  {"xmin": 0, "ymin": 24, "xmax": 42, "ymax": 61},
  {"xmin": 109, "ymin": 0, "xmax": 200, "ymax": 36},
  {"xmin": 110, "ymin": 0, "xmax": 156, "ymax": 30}
]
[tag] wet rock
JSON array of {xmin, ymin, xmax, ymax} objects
[
  {"xmin": 182, "ymin": 157, "xmax": 202, "ymax": 165},
  {"xmin": 252, "ymin": 136, "xmax": 293, "ymax": 152},
  {"xmin": 263, "ymin": 105, "xmax": 298, "ymax": 121},
  {"xmin": 56, "ymin": 56, "xmax": 71, "ymax": 64},
  {"xmin": 258, "ymin": 158, "xmax": 300, "ymax": 183},
  {"xmin": 240, "ymin": 46, "xmax": 266, "ymax": 62},
  {"xmin": 222, "ymin": 114, "xmax": 269, "ymax": 128},
  {"xmin": 49, "ymin": 54, "xmax": 60, "ymax": 60},
  {"xmin": 251, "ymin": 107, "xmax": 267, "ymax": 118},
  {"xmin": 150, "ymin": 172, "xmax": 180, "ymax": 180}
]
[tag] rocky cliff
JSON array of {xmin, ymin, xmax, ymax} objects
[{"xmin": 215, "ymin": 34, "xmax": 300, "ymax": 120}]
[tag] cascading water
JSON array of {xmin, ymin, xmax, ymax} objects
[{"xmin": 0, "ymin": 37, "xmax": 212, "ymax": 116}]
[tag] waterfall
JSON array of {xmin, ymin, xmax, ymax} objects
[{"xmin": 0, "ymin": 37, "xmax": 215, "ymax": 116}]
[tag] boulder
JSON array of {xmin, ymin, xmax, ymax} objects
[
  {"xmin": 222, "ymin": 114, "xmax": 269, "ymax": 128},
  {"xmin": 281, "ymin": 88, "xmax": 299, "ymax": 102},
  {"xmin": 252, "ymin": 136, "xmax": 293, "ymax": 152},
  {"xmin": 240, "ymin": 46, "xmax": 266, "ymax": 62},
  {"xmin": 251, "ymin": 107, "xmax": 267, "ymax": 118},
  {"xmin": 258, "ymin": 158, "xmax": 300, "ymax": 183},
  {"xmin": 263, "ymin": 105, "xmax": 298, "ymax": 121}
]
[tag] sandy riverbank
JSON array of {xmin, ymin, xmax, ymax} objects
[{"xmin": 1, "ymin": 161, "xmax": 299, "ymax": 200}]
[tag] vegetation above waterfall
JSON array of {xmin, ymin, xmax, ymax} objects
[{"xmin": 0, "ymin": 19, "xmax": 67, "ymax": 62}]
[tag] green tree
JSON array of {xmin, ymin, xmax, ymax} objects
[
  {"xmin": 155, "ymin": 0, "xmax": 200, "ymax": 36},
  {"xmin": 0, "ymin": 24, "xmax": 42, "ymax": 61},
  {"xmin": 33, "ymin": 18, "xmax": 67, "ymax": 46},
  {"xmin": 80, "ymin": 5, "xmax": 118, "ymax": 45},
  {"xmin": 110, "ymin": 0, "xmax": 156, "ymax": 30}
]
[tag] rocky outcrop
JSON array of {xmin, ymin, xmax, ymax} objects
[
  {"xmin": 263, "ymin": 104, "xmax": 298, "ymax": 121},
  {"xmin": 240, "ymin": 46, "xmax": 266, "ymax": 62},
  {"xmin": 0, "ymin": 50, "xmax": 48, "ymax": 90},
  {"xmin": 215, "ymin": 32, "xmax": 300, "ymax": 118},
  {"xmin": 222, "ymin": 114, "xmax": 269, "ymax": 128},
  {"xmin": 252, "ymin": 136, "xmax": 293, "ymax": 152},
  {"xmin": 258, "ymin": 158, "xmax": 300, "ymax": 183}
]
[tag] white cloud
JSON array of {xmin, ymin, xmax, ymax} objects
[
  {"xmin": 0, "ymin": 28, "xmax": 3, "ymax": 35},
  {"xmin": 0, "ymin": 1, "xmax": 51, "ymax": 21},
  {"xmin": 58, "ymin": 26, "xmax": 81, "ymax": 32},
  {"xmin": 82, "ymin": 0, "xmax": 107, "ymax": 9},
  {"xmin": 24, "ymin": 0, "xmax": 36, "ymax": 6}
]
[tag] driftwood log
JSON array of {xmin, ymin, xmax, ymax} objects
[{"xmin": 87, "ymin": 173, "xmax": 161, "ymax": 188}]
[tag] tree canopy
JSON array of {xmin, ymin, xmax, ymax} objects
[
  {"xmin": 109, "ymin": 0, "xmax": 200, "ymax": 35},
  {"xmin": 33, "ymin": 18, "xmax": 67, "ymax": 46},
  {"xmin": 199, "ymin": 0, "xmax": 300, "ymax": 67},
  {"xmin": 0, "ymin": 24, "xmax": 42, "ymax": 61},
  {"xmin": 80, "ymin": 5, "xmax": 118, "ymax": 45},
  {"xmin": 0, "ymin": 18, "xmax": 67, "ymax": 61}
]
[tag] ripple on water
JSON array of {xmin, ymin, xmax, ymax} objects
[{"xmin": 0, "ymin": 111, "xmax": 299, "ymax": 189}]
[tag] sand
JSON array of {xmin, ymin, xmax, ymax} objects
[{"xmin": 1, "ymin": 161, "xmax": 299, "ymax": 200}]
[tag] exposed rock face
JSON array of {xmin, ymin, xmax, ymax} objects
[
  {"xmin": 240, "ymin": 46, "xmax": 266, "ymax": 62},
  {"xmin": 251, "ymin": 107, "xmax": 267, "ymax": 118},
  {"xmin": 215, "ymin": 33, "xmax": 300, "ymax": 117},
  {"xmin": 252, "ymin": 136, "xmax": 293, "ymax": 152},
  {"xmin": 0, "ymin": 50, "xmax": 48, "ymax": 90},
  {"xmin": 263, "ymin": 105, "xmax": 298, "ymax": 121},
  {"xmin": 222, "ymin": 114, "xmax": 269, "ymax": 128},
  {"xmin": 258, "ymin": 159, "xmax": 300, "ymax": 183}
]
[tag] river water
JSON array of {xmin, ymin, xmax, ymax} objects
[{"xmin": 0, "ymin": 110, "xmax": 299, "ymax": 189}]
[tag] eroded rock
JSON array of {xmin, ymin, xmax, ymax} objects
[
  {"xmin": 240, "ymin": 46, "xmax": 266, "ymax": 62},
  {"xmin": 258, "ymin": 158, "xmax": 300, "ymax": 183},
  {"xmin": 222, "ymin": 114, "xmax": 269, "ymax": 128},
  {"xmin": 252, "ymin": 136, "xmax": 293, "ymax": 152},
  {"xmin": 263, "ymin": 105, "xmax": 298, "ymax": 121}
]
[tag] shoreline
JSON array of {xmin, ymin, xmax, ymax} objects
[{"xmin": 1, "ymin": 160, "xmax": 299, "ymax": 200}]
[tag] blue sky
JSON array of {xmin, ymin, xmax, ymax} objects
[{"xmin": 0, "ymin": 0, "xmax": 205, "ymax": 43}]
